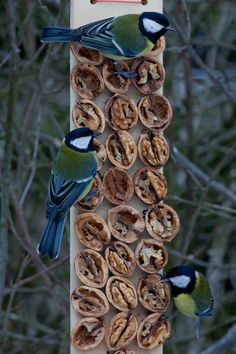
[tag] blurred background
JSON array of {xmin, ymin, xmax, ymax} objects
[{"xmin": 0, "ymin": 0, "xmax": 235, "ymax": 353}]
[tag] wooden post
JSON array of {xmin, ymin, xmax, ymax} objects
[{"xmin": 70, "ymin": 1, "xmax": 164, "ymax": 353}]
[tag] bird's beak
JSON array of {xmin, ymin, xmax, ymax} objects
[
  {"xmin": 159, "ymin": 274, "xmax": 170, "ymax": 283},
  {"xmin": 166, "ymin": 26, "xmax": 175, "ymax": 32},
  {"xmin": 160, "ymin": 278, "xmax": 170, "ymax": 283},
  {"xmin": 92, "ymin": 131, "xmax": 101, "ymax": 137}
]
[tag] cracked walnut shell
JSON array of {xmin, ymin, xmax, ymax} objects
[
  {"xmin": 138, "ymin": 130, "xmax": 169, "ymax": 168},
  {"xmin": 135, "ymin": 239, "xmax": 168, "ymax": 273},
  {"xmin": 105, "ymin": 241, "xmax": 136, "ymax": 277},
  {"xmin": 132, "ymin": 56, "xmax": 165, "ymax": 95},
  {"xmin": 147, "ymin": 36, "xmax": 166, "ymax": 57},
  {"xmin": 107, "ymin": 205, "xmax": 145, "ymax": 244},
  {"xmin": 74, "ymin": 175, "xmax": 104, "ymax": 212},
  {"xmin": 134, "ymin": 167, "xmax": 167, "ymax": 204},
  {"xmin": 145, "ymin": 203, "xmax": 180, "ymax": 242},
  {"xmin": 103, "ymin": 60, "xmax": 131, "ymax": 93},
  {"xmin": 71, "ymin": 317, "xmax": 105, "ymax": 350},
  {"xmin": 105, "ymin": 312, "xmax": 138, "ymax": 350},
  {"xmin": 103, "ymin": 167, "xmax": 134, "ymax": 205},
  {"xmin": 93, "ymin": 138, "xmax": 107, "ymax": 171},
  {"xmin": 137, "ymin": 274, "xmax": 170, "ymax": 313},
  {"xmin": 72, "ymin": 99, "xmax": 105, "ymax": 132},
  {"xmin": 75, "ymin": 212, "xmax": 111, "ymax": 251},
  {"xmin": 70, "ymin": 63, "xmax": 104, "ymax": 99},
  {"xmin": 71, "ymin": 286, "xmax": 109, "ymax": 317},
  {"xmin": 106, "ymin": 131, "xmax": 137, "ymax": 170},
  {"xmin": 113, "ymin": 351, "xmax": 136, "ymax": 354},
  {"xmin": 106, "ymin": 276, "xmax": 138, "ymax": 311},
  {"xmin": 105, "ymin": 94, "xmax": 138, "ymax": 130},
  {"xmin": 137, "ymin": 313, "xmax": 170, "ymax": 350},
  {"xmin": 138, "ymin": 94, "xmax": 172, "ymax": 130},
  {"xmin": 75, "ymin": 248, "xmax": 108, "ymax": 288},
  {"xmin": 70, "ymin": 43, "xmax": 104, "ymax": 65}
]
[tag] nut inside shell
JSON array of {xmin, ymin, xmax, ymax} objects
[
  {"xmin": 135, "ymin": 239, "xmax": 168, "ymax": 273},
  {"xmin": 138, "ymin": 94, "xmax": 172, "ymax": 130},
  {"xmin": 75, "ymin": 212, "xmax": 111, "ymax": 251},
  {"xmin": 132, "ymin": 56, "xmax": 165, "ymax": 95},
  {"xmin": 106, "ymin": 131, "xmax": 137, "ymax": 170},
  {"xmin": 103, "ymin": 167, "xmax": 134, "ymax": 205},
  {"xmin": 72, "ymin": 99, "xmax": 105, "ymax": 132},
  {"xmin": 105, "ymin": 241, "xmax": 136, "ymax": 277},
  {"xmin": 138, "ymin": 130, "xmax": 170, "ymax": 168},
  {"xmin": 137, "ymin": 274, "xmax": 170, "ymax": 312},
  {"xmin": 137, "ymin": 313, "xmax": 170, "ymax": 350},
  {"xmin": 70, "ymin": 43, "xmax": 104, "ymax": 65},
  {"xmin": 145, "ymin": 203, "xmax": 180, "ymax": 242},
  {"xmin": 70, "ymin": 63, "xmax": 104, "ymax": 99},
  {"xmin": 107, "ymin": 205, "xmax": 145, "ymax": 244},
  {"xmin": 105, "ymin": 94, "xmax": 138, "ymax": 130},
  {"xmin": 71, "ymin": 286, "xmax": 109, "ymax": 317},
  {"xmin": 71, "ymin": 317, "xmax": 105, "ymax": 350},
  {"xmin": 106, "ymin": 276, "xmax": 138, "ymax": 311},
  {"xmin": 74, "ymin": 176, "xmax": 104, "ymax": 212},
  {"xmin": 93, "ymin": 138, "xmax": 107, "ymax": 171},
  {"xmin": 103, "ymin": 60, "xmax": 131, "ymax": 93},
  {"xmin": 75, "ymin": 248, "xmax": 108, "ymax": 288},
  {"xmin": 134, "ymin": 167, "xmax": 167, "ymax": 204},
  {"xmin": 105, "ymin": 312, "xmax": 138, "ymax": 350}
]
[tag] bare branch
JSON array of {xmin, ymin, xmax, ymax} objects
[
  {"xmin": 198, "ymin": 323, "xmax": 236, "ymax": 354},
  {"xmin": 172, "ymin": 146, "xmax": 236, "ymax": 204}
]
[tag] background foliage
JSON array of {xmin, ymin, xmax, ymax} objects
[{"xmin": 1, "ymin": 0, "xmax": 235, "ymax": 353}]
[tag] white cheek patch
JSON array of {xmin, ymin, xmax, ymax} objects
[
  {"xmin": 143, "ymin": 18, "xmax": 164, "ymax": 33},
  {"xmin": 71, "ymin": 136, "xmax": 91, "ymax": 150},
  {"xmin": 169, "ymin": 275, "xmax": 191, "ymax": 288}
]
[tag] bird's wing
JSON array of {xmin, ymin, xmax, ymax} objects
[
  {"xmin": 71, "ymin": 16, "xmax": 136, "ymax": 57},
  {"xmin": 195, "ymin": 298, "xmax": 214, "ymax": 318},
  {"xmin": 46, "ymin": 168, "xmax": 96, "ymax": 219},
  {"xmin": 193, "ymin": 273, "xmax": 214, "ymax": 317}
]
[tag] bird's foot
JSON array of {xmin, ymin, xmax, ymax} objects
[
  {"xmin": 160, "ymin": 311, "xmax": 180, "ymax": 321},
  {"xmin": 112, "ymin": 60, "xmax": 137, "ymax": 78},
  {"xmin": 114, "ymin": 70, "xmax": 137, "ymax": 78}
]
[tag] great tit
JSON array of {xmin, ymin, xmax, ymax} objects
[
  {"xmin": 162, "ymin": 265, "xmax": 214, "ymax": 339},
  {"xmin": 37, "ymin": 128, "xmax": 99, "ymax": 259},
  {"xmin": 41, "ymin": 12, "xmax": 175, "ymax": 60}
]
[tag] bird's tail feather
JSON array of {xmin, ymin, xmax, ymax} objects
[
  {"xmin": 37, "ymin": 216, "xmax": 66, "ymax": 258},
  {"xmin": 41, "ymin": 26, "xmax": 72, "ymax": 42}
]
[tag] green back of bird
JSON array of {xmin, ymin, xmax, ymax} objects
[
  {"xmin": 54, "ymin": 142, "xmax": 97, "ymax": 181},
  {"xmin": 192, "ymin": 271, "xmax": 213, "ymax": 315},
  {"xmin": 111, "ymin": 14, "xmax": 153, "ymax": 57}
]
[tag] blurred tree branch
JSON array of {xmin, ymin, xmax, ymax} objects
[
  {"xmin": 172, "ymin": 146, "xmax": 236, "ymax": 204},
  {"xmin": 198, "ymin": 323, "xmax": 236, "ymax": 354}
]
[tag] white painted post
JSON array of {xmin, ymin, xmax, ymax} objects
[{"xmin": 70, "ymin": 1, "xmax": 164, "ymax": 354}]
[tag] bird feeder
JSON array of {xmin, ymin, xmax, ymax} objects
[{"xmin": 70, "ymin": 1, "xmax": 177, "ymax": 354}]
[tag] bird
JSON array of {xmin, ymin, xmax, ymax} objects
[
  {"xmin": 37, "ymin": 128, "xmax": 100, "ymax": 259},
  {"xmin": 161, "ymin": 265, "xmax": 214, "ymax": 339},
  {"xmin": 41, "ymin": 12, "xmax": 175, "ymax": 60}
]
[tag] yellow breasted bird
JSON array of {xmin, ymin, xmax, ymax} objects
[
  {"xmin": 41, "ymin": 12, "xmax": 175, "ymax": 60},
  {"xmin": 162, "ymin": 265, "xmax": 214, "ymax": 339},
  {"xmin": 37, "ymin": 128, "xmax": 99, "ymax": 259}
]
